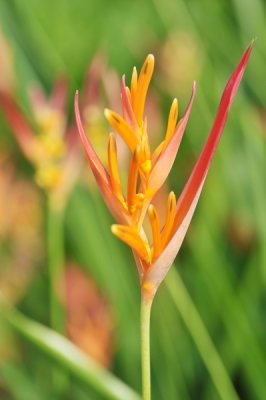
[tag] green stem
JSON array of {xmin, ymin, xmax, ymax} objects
[
  {"xmin": 47, "ymin": 197, "xmax": 65, "ymax": 333},
  {"xmin": 47, "ymin": 197, "xmax": 68, "ymax": 395},
  {"xmin": 140, "ymin": 293, "xmax": 153, "ymax": 400}
]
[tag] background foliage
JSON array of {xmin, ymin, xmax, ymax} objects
[{"xmin": 0, "ymin": 0, "xmax": 266, "ymax": 399}]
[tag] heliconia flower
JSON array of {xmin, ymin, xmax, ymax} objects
[
  {"xmin": 75, "ymin": 43, "xmax": 253, "ymax": 299},
  {"xmin": 0, "ymin": 77, "xmax": 82, "ymax": 206}
]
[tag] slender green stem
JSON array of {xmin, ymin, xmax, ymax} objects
[
  {"xmin": 47, "ymin": 197, "xmax": 65, "ymax": 333},
  {"xmin": 47, "ymin": 196, "xmax": 68, "ymax": 394},
  {"xmin": 140, "ymin": 293, "xmax": 153, "ymax": 400}
]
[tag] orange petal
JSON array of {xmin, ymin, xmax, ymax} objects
[
  {"xmin": 104, "ymin": 108, "xmax": 138, "ymax": 152},
  {"xmin": 164, "ymin": 98, "xmax": 178, "ymax": 148},
  {"xmin": 130, "ymin": 66, "xmax": 138, "ymax": 110},
  {"xmin": 107, "ymin": 133, "xmax": 124, "ymax": 203},
  {"xmin": 127, "ymin": 148, "xmax": 140, "ymax": 213},
  {"xmin": 148, "ymin": 205, "xmax": 161, "ymax": 260},
  {"xmin": 161, "ymin": 191, "xmax": 176, "ymax": 248},
  {"xmin": 134, "ymin": 54, "xmax": 154, "ymax": 125},
  {"xmin": 148, "ymin": 81, "xmax": 196, "ymax": 196},
  {"xmin": 111, "ymin": 225, "xmax": 151, "ymax": 263},
  {"xmin": 144, "ymin": 182, "xmax": 203, "ymax": 295}
]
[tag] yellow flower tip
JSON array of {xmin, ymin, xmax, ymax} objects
[
  {"xmin": 111, "ymin": 224, "xmax": 130, "ymax": 238},
  {"xmin": 136, "ymin": 193, "xmax": 145, "ymax": 202},
  {"xmin": 131, "ymin": 67, "xmax": 138, "ymax": 96},
  {"xmin": 145, "ymin": 54, "xmax": 155, "ymax": 70},
  {"xmin": 111, "ymin": 224, "xmax": 118, "ymax": 235},
  {"xmin": 148, "ymin": 204, "xmax": 156, "ymax": 219},
  {"xmin": 141, "ymin": 54, "xmax": 155, "ymax": 82},
  {"xmin": 164, "ymin": 98, "xmax": 179, "ymax": 148},
  {"xmin": 105, "ymin": 109, "xmax": 138, "ymax": 152},
  {"xmin": 104, "ymin": 108, "xmax": 112, "ymax": 120},
  {"xmin": 141, "ymin": 159, "xmax": 152, "ymax": 174},
  {"xmin": 168, "ymin": 191, "xmax": 176, "ymax": 209},
  {"xmin": 172, "ymin": 98, "xmax": 178, "ymax": 118},
  {"xmin": 111, "ymin": 225, "xmax": 127, "ymax": 239},
  {"xmin": 105, "ymin": 109, "xmax": 122, "ymax": 127},
  {"xmin": 108, "ymin": 132, "xmax": 116, "ymax": 151}
]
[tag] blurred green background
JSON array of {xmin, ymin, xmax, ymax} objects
[{"xmin": 0, "ymin": 0, "xmax": 266, "ymax": 399}]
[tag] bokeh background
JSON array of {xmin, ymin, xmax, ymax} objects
[{"xmin": 0, "ymin": 0, "xmax": 266, "ymax": 399}]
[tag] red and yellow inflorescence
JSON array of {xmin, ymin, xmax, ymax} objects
[{"xmin": 75, "ymin": 44, "xmax": 252, "ymax": 298}]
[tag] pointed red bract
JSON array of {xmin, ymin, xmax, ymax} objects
[
  {"xmin": 0, "ymin": 92, "xmax": 38, "ymax": 160},
  {"xmin": 75, "ymin": 91, "xmax": 109, "ymax": 184},
  {"xmin": 143, "ymin": 43, "xmax": 253, "ymax": 293},
  {"xmin": 75, "ymin": 91, "xmax": 128, "ymax": 223},
  {"xmin": 173, "ymin": 43, "xmax": 253, "ymax": 232}
]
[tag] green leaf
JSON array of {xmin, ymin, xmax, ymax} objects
[{"xmin": 6, "ymin": 308, "xmax": 141, "ymax": 400}]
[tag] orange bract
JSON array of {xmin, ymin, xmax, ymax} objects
[{"xmin": 75, "ymin": 44, "xmax": 253, "ymax": 298}]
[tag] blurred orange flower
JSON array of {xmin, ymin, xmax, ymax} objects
[
  {"xmin": 0, "ymin": 78, "xmax": 82, "ymax": 208},
  {"xmin": 63, "ymin": 265, "xmax": 113, "ymax": 367}
]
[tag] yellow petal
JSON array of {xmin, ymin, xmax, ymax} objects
[
  {"xmin": 111, "ymin": 225, "xmax": 151, "ymax": 263},
  {"xmin": 164, "ymin": 98, "xmax": 178, "ymax": 148},
  {"xmin": 130, "ymin": 66, "xmax": 138, "ymax": 109},
  {"xmin": 104, "ymin": 109, "xmax": 138, "ymax": 152},
  {"xmin": 161, "ymin": 191, "xmax": 176, "ymax": 247},
  {"xmin": 107, "ymin": 133, "xmax": 124, "ymax": 203},
  {"xmin": 127, "ymin": 147, "xmax": 140, "ymax": 213},
  {"xmin": 134, "ymin": 54, "xmax": 154, "ymax": 125},
  {"xmin": 148, "ymin": 204, "xmax": 161, "ymax": 260}
]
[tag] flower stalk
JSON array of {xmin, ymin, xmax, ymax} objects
[
  {"xmin": 47, "ymin": 196, "xmax": 68, "ymax": 394},
  {"xmin": 140, "ymin": 292, "xmax": 153, "ymax": 400},
  {"xmin": 47, "ymin": 196, "xmax": 65, "ymax": 333}
]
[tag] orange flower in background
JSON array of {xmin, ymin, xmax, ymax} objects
[
  {"xmin": 0, "ymin": 78, "xmax": 81, "ymax": 207},
  {"xmin": 75, "ymin": 43, "xmax": 253, "ymax": 299},
  {"xmin": 63, "ymin": 265, "xmax": 114, "ymax": 367}
]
